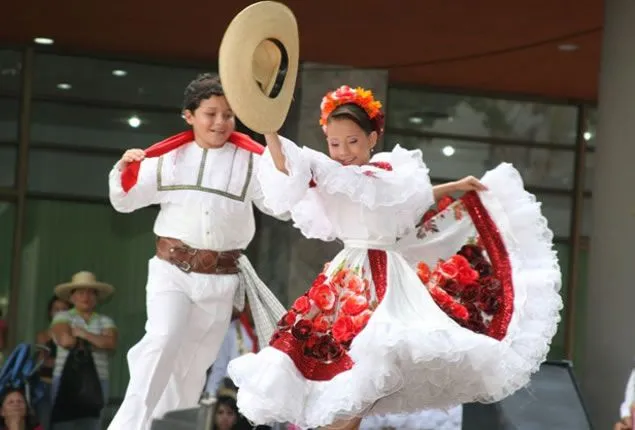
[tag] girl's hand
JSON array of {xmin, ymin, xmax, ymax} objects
[{"xmin": 454, "ymin": 175, "xmax": 487, "ymax": 192}]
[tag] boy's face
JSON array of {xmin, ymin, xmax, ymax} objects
[{"xmin": 184, "ymin": 95, "xmax": 235, "ymax": 148}]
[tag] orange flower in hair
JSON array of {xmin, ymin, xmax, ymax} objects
[{"xmin": 319, "ymin": 85, "xmax": 383, "ymax": 132}]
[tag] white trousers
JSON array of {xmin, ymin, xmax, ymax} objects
[{"xmin": 107, "ymin": 257, "xmax": 237, "ymax": 430}]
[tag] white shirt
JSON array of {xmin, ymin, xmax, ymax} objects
[
  {"xmin": 204, "ymin": 319, "xmax": 255, "ymax": 394},
  {"xmin": 109, "ymin": 141, "xmax": 284, "ymax": 251},
  {"xmin": 621, "ymin": 369, "xmax": 635, "ymax": 418}
]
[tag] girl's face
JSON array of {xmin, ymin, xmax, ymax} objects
[
  {"xmin": 325, "ymin": 117, "xmax": 377, "ymax": 166},
  {"xmin": 1, "ymin": 391, "xmax": 26, "ymax": 419},
  {"xmin": 214, "ymin": 403, "xmax": 238, "ymax": 430},
  {"xmin": 50, "ymin": 299, "xmax": 70, "ymax": 318}
]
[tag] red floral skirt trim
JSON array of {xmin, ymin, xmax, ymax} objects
[
  {"xmin": 417, "ymin": 192, "xmax": 514, "ymax": 340},
  {"xmin": 460, "ymin": 191, "xmax": 513, "ymax": 340},
  {"xmin": 270, "ymin": 251, "xmax": 389, "ymax": 381},
  {"xmin": 270, "ymin": 191, "xmax": 515, "ymax": 382}
]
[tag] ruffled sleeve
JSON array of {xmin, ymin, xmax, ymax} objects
[
  {"xmin": 257, "ymin": 136, "xmax": 338, "ymax": 240},
  {"xmin": 257, "ymin": 136, "xmax": 313, "ymax": 216},
  {"xmin": 315, "ymin": 144, "xmax": 435, "ymax": 221}
]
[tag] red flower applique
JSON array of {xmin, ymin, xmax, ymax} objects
[
  {"xmin": 291, "ymin": 319, "xmax": 313, "ymax": 340},
  {"xmin": 341, "ymin": 294, "xmax": 369, "ymax": 316},
  {"xmin": 308, "ymin": 283, "xmax": 336, "ymax": 312},
  {"xmin": 332, "ymin": 316, "xmax": 356, "ymax": 343},
  {"xmin": 293, "ymin": 296, "xmax": 312, "ymax": 315},
  {"xmin": 312, "ymin": 315, "xmax": 330, "ymax": 333},
  {"xmin": 417, "ymin": 262, "xmax": 431, "ymax": 284}
]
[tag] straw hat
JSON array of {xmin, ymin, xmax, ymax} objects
[
  {"xmin": 219, "ymin": 1, "xmax": 299, "ymax": 134},
  {"xmin": 54, "ymin": 271, "xmax": 114, "ymax": 301}
]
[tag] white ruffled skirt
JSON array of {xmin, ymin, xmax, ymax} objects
[{"xmin": 228, "ymin": 164, "xmax": 562, "ymax": 429}]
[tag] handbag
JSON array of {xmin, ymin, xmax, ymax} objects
[{"xmin": 50, "ymin": 339, "xmax": 105, "ymax": 422}]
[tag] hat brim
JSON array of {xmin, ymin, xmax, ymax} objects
[
  {"xmin": 219, "ymin": 1, "xmax": 299, "ymax": 134},
  {"xmin": 54, "ymin": 282, "xmax": 114, "ymax": 302}
]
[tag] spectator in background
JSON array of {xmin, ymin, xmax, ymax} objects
[
  {"xmin": 0, "ymin": 389, "xmax": 42, "ymax": 430},
  {"xmin": 50, "ymin": 272, "xmax": 117, "ymax": 430},
  {"xmin": 35, "ymin": 296, "xmax": 71, "ymax": 429},
  {"xmin": 212, "ymin": 379, "xmax": 252, "ymax": 430}
]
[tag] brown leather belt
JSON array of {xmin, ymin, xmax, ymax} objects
[{"xmin": 155, "ymin": 237, "xmax": 241, "ymax": 275}]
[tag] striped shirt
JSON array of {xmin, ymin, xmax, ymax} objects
[{"xmin": 51, "ymin": 309, "xmax": 116, "ymax": 381}]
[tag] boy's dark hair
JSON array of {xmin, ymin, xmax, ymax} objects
[{"xmin": 182, "ymin": 73, "xmax": 224, "ymax": 112}]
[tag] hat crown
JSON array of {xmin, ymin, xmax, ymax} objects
[
  {"xmin": 252, "ymin": 40, "xmax": 282, "ymax": 95},
  {"xmin": 70, "ymin": 271, "xmax": 98, "ymax": 285}
]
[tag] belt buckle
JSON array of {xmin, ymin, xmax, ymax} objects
[{"xmin": 176, "ymin": 260, "xmax": 192, "ymax": 273}]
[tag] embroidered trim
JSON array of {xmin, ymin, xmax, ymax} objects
[{"xmin": 156, "ymin": 151, "xmax": 254, "ymax": 202}]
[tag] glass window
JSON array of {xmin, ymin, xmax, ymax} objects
[
  {"xmin": 0, "ymin": 50, "xmax": 22, "ymax": 96},
  {"xmin": 386, "ymin": 134, "xmax": 576, "ymax": 190},
  {"xmin": 0, "ymin": 146, "xmax": 17, "ymax": 187},
  {"xmin": 387, "ymin": 88, "xmax": 578, "ymax": 145},
  {"xmin": 30, "ymin": 101, "xmax": 186, "ymax": 151},
  {"xmin": 534, "ymin": 194, "xmax": 572, "ymax": 238},
  {"xmin": 582, "ymin": 197, "xmax": 593, "ymax": 237},
  {"xmin": 584, "ymin": 151, "xmax": 594, "ymax": 192},
  {"xmin": 17, "ymin": 199, "xmax": 158, "ymax": 398},
  {"xmin": 0, "ymin": 202, "xmax": 14, "ymax": 320},
  {"xmin": 0, "ymin": 98, "xmax": 20, "ymax": 142},
  {"xmin": 33, "ymin": 54, "xmax": 212, "ymax": 109},
  {"xmin": 584, "ymin": 107, "xmax": 597, "ymax": 148},
  {"xmin": 547, "ymin": 242, "xmax": 570, "ymax": 360},
  {"xmin": 28, "ymin": 150, "xmax": 117, "ymax": 198}
]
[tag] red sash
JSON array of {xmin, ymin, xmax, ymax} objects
[{"xmin": 120, "ymin": 130, "xmax": 264, "ymax": 192}]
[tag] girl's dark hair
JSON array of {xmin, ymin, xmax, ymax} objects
[
  {"xmin": 182, "ymin": 73, "xmax": 225, "ymax": 112},
  {"xmin": 327, "ymin": 103, "xmax": 385, "ymax": 136},
  {"xmin": 0, "ymin": 389, "xmax": 40, "ymax": 430},
  {"xmin": 47, "ymin": 295, "xmax": 70, "ymax": 322}
]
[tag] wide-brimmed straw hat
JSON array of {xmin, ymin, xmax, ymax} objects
[
  {"xmin": 219, "ymin": 1, "xmax": 299, "ymax": 134},
  {"xmin": 54, "ymin": 271, "xmax": 114, "ymax": 301}
]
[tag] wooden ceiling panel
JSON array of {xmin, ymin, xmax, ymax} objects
[{"xmin": 0, "ymin": 0, "xmax": 603, "ymax": 101}]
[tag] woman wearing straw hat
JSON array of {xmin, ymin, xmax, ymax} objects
[
  {"xmin": 49, "ymin": 271, "xmax": 117, "ymax": 430},
  {"xmin": 218, "ymin": 4, "xmax": 561, "ymax": 430}
]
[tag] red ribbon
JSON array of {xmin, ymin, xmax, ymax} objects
[
  {"xmin": 120, "ymin": 130, "xmax": 265, "ymax": 192},
  {"xmin": 239, "ymin": 312, "xmax": 259, "ymax": 353}
]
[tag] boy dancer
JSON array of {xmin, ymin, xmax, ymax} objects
[{"xmin": 108, "ymin": 73, "xmax": 285, "ymax": 430}]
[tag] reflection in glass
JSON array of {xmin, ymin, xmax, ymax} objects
[
  {"xmin": 0, "ymin": 98, "xmax": 20, "ymax": 141},
  {"xmin": 387, "ymin": 88, "xmax": 578, "ymax": 145},
  {"xmin": 0, "ymin": 202, "xmax": 14, "ymax": 319},
  {"xmin": 584, "ymin": 107, "xmax": 597, "ymax": 148},
  {"xmin": 28, "ymin": 150, "xmax": 117, "ymax": 198},
  {"xmin": 584, "ymin": 152, "xmax": 594, "ymax": 192},
  {"xmin": 386, "ymin": 134, "xmax": 576, "ymax": 190},
  {"xmin": 0, "ymin": 51, "xmax": 22, "ymax": 96},
  {"xmin": 582, "ymin": 197, "xmax": 593, "ymax": 237},
  {"xmin": 33, "ymin": 54, "xmax": 211, "ymax": 108},
  {"xmin": 31, "ymin": 101, "xmax": 186, "ymax": 150},
  {"xmin": 0, "ymin": 146, "xmax": 17, "ymax": 187}
]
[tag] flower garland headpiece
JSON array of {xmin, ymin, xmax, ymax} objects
[{"xmin": 319, "ymin": 85, "xmax": 384, "ymax": 134}]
